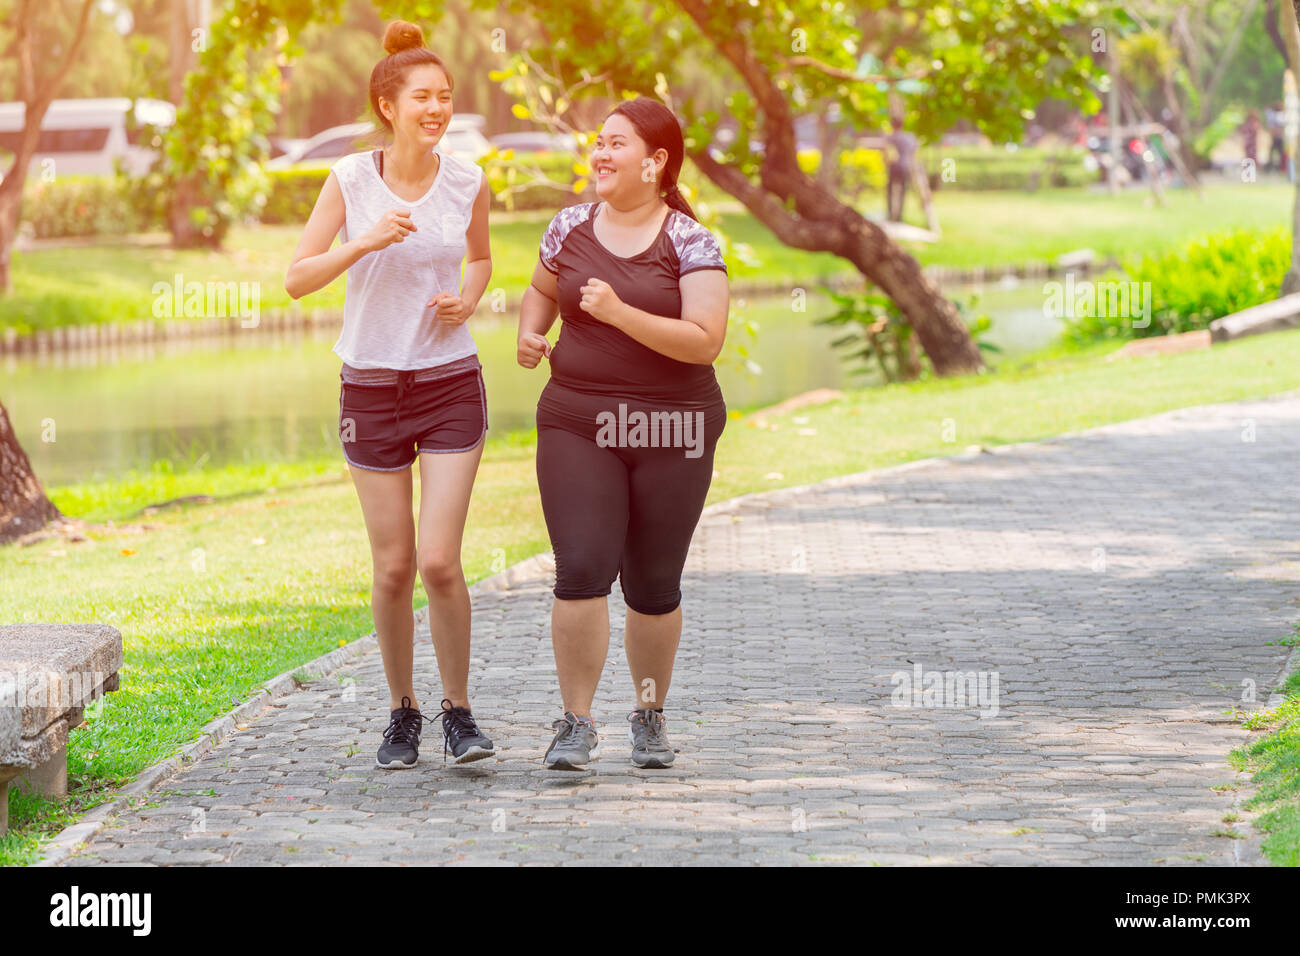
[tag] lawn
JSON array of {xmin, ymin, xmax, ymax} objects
[
  {"xmin": 1233, "ymin": 622, "xmax": 1300, "ymax": 867},
  {"xmin": 4, "ymin": 327, "xmax": 1300, "ymax": 863},
  {"xmin": 1, "ymin": 181, "xmax": 1290, "ymax": 333}
]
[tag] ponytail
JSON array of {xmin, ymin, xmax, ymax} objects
[{"xmin": 661, "ymin": 180, "xmax": 699, "ymax": 222}]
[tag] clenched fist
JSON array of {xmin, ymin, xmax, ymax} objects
[
  {"xmin": 361, "ymin": 208, "xmax": 416, "ymax": 253},
  {"xmin": 429, "ymin": 292, "xmax": 468, "ymax": 326},
  {"xmin": 578, "ymin": 277, "xmax": 625, "ymax": 326},
  {"xmin": 517, "ymin": 332, "xmax": 552, "ymax": 369}
]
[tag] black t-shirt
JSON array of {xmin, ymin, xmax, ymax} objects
[{"xmin": 536, "ymin": 201, "xmax": 728, "ymax": 414}]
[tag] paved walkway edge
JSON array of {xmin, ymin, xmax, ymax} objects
[
  {"xmin": 30, "ymin": 388, "xmax": 1300, "ymax": 866},
  {"xmin": 32, "ymin": 553, "xmax": 559, "ymax": 867}
]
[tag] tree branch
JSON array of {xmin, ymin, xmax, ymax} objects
[{"xmin": 782, "ymin": 55, "xmax": 931, "ymax": 85}]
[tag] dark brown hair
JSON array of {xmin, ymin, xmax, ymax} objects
[
  {"xmin": 368, "ymin": 21, "xmax": 454, "ymax": 136},
  {"xmin": 606, "ymin": 97, "xmax": 699, "ymax": 222}
]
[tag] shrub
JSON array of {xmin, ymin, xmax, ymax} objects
[
  {"xmin": 797, "ymin": 147, "xmax": 887, "ymax": 204},
  {"xmin": 21, "ymin": 175, "xmax": 146, "ymax": 239},
  {"xmin": 924, "ymin": 144, "xmax": 1093, "ymax": 191},
  {"xmin": 1060, "ymin": 228, "xmax": 1290, "ymax": 344},
  {"xmin": 814, "ymin": 284, "xmax": 999, "ymax": 383},
  {"xmin": 260, "ymin": 166, "xmax": 332, "ymax": 224}
]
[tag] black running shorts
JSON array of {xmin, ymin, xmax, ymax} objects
[{"xmin": 338, "ymin": 367, "xmax": 487, "ymax": 471}]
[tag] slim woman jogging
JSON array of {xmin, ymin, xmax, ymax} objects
[
  {"xmin": 285, "ymin": 20, "xmax": 495, "ymax": 768},
  {"xmin": 517, "ymin": 98, "xmax": 730, "ymax": 770}
]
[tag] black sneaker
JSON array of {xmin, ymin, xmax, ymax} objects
[
  {"xmin": 377, "ymin": 696, "xmax": 428, "ymax": 769},
  {"xmin": 438, "ymin": 698, "xmax": 495, "ymax": 764}
]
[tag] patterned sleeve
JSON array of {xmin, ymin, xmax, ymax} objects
[
  {"xmin": 538, "ymin": 203, "xmax": 594, "ymax": 274},
  {"xmin": 668, "ymin": 215, "xmax": 728, "ymax": 276}
]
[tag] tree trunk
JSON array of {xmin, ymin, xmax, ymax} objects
[
  {"xmin": 815, "ymin": 113, "xmax": 843, "ymax": 190},
  {"xmin": 690, "ymin": 147, "xmax": 983, "ymax": 375},
  {"xmin": 0, "ymin": 0, "xmax": 98, "ymax": 294},
  {"xmin": 1284, "ymin": 1, "xmax": 1300, "ymax": 295},
  {"xmin": 0, "ymin": 400, "xmax": 62, "ymax": 544},
  {"xmin": 168, "ymin": 173, "xmax": 207, "ymax": 248},
  {"xmin": 673, "ymin": 0, "xmax": 982, "ymax": 376},
  {"xmin": 0, "ymin": 177, "xmax": 20, "ymax": 294}
]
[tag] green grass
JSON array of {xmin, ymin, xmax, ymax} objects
[
  {"xmin": 1232, "ymin": 622, "xmax": 1300, "ymax": 866},
  {"xmin": 4, "ymin": 328, "xmax": 1300, "ymax": 864},
  {"xmin": 2, "ymin": 182, "xmax": 1290, "ymax": 333},
  {"xmin": 898, "ymin": 181, "xmax": 1293, "ymax": 268}
]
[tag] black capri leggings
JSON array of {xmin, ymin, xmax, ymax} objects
[{"xmin": 536, "ymin": 411, "xmax": 725, "ymax": 615}]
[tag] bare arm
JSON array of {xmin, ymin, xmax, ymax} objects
[
  {"xmin": 284, "ymin": 171, "xmax": 414, "ymax": 300},
  {"xmin": 517, "ymin": 258, "xmax": 560, "ymax": 368},
  {"xmin": 447, "ymin": 172, "xmax": 493, "ymax": 315}
]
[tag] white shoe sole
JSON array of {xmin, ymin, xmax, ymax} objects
[
  {"xmin": 376, "ymin": 755, "xmax": 418, "ymax": 769},
  {"xmin": 449, "ymin": 745, "xmax": 495, "ymax": 765}
]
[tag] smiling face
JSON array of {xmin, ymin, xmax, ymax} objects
[
  {"xmin": 592, "ymin": 113, "xmax": 667, "ymax": 202},
  {"xmin": 380, "ymin": 63, "xmax": 452, "ymax": 149}
]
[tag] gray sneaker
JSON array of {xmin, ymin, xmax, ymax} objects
[
  {"xmin": 543, "ymin": 712, "xmax": 599, "ymax": 770},
  {"xmin": 627, "ymin": 709, "xmax": 675, "ymax": 768}
]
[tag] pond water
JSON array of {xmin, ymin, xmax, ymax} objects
[{"xmin": 2, "ymin": 281, "xmax": 1061, "ymax": 487}]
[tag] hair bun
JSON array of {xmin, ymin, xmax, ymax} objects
[{"xmin": 382, "ymin": 20, "xmax": 425, "ymax": 55}]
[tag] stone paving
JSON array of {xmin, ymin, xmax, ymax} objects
[{"xmin": 61, "ymin": 393, "xmax": 1300, "ymax": 865}]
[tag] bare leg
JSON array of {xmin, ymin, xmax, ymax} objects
[
  {"xmin": 347, "ymin": 463, "xmax": 418, "ymax": 712},
  {"xmin": 416, "ymin": 439, "xmax": 485, "ymax": 710},
  {"xmin": 624, "ymin": 604, "xmax": 681, "ymax": 710},
  {"xmin": 552, "ymin": 596, "xmax": 610, "ymax": 718}
]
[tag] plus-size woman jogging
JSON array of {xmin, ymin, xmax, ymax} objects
[
  {"xmin": 285, "ymin": 20, "xmax": 495, "ymax": 768},
  {"xmin": 517, "ymin": 98, "xmax": 730, "ymax": 770}
]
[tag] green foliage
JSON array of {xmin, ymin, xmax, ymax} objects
[
  {"xmin": 20, "ymin": 175, "xmax": 146, "ymax": 239},
  {"xmin": 259, "ymin": 167, "xmax": 333, "ymax": 224},
  {"xmin": 1232, "ymin": 676, "xmax": 1300, "ymax": 867},
  {"xmin": 814, "ymin": 285, "xmax": 999, "ymax": 383},
  {"xmin": 480, "ymin": 149, "xmax": 589, "ymax": 213},
  {"xmin": 157, "ymin": 1, "xmax": 342, "ymax": 247},
  {"xmin": 797, "ymin": 147, "xmax": 887, "ymax": 200},
  {"xmin": 435, "ymin": 0, "xmax": 1101, "ymax": 185},
  {"xmin": 925, "ymin": 144, "xmax": 1094, "ymax": 191},
  {"xmin": 1193, "ymin": 106, "xmax": 1246, "ymax": 159},
  {"xmin": 1061, "ymin": 228, "xmax": 1290, "ymax": 344}
]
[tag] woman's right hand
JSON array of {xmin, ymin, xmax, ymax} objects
[
  {"xmin": 361, "ymin": 208, "xmax": 416, "ymax": 252},
  {"xmin": 517, "ymin": 332, "xmax": 552, "ymax": 369}
]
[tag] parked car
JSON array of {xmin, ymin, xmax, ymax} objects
[
  {"xmin": 489, "ymin": 131, "xmax": 578, "ymax": 156},
  {"xmin": 267, "ymin": 114, "xmax": 492, "ymax": 169},
  {"xmin": 0, "ymin": 97, "xmax": 175, "ymax": 177},
  {"xmin": 268, "ymin": 135, "xmax": 306, "ymax": 160}
]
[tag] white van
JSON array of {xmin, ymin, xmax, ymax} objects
[{"xmin": 0, "ymin": 98, "xmax": 175, "ymax": 179}]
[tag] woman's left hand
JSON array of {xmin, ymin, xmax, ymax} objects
[
  {"xmin": 429, "ymin": 292, "xmax": 468, "ymax": 326},
  {"xmin": 578, "ymin": 278, "xmax": 625, "ymax": 326}
]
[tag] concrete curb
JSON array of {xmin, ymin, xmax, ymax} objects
[
  {"xmin": 30, "ymin": 387, "xmax": 1300, "ymax": 865},
  {"xmin": 1265, "ymin": 645, "xmax": 1300, "ymax": 711}
]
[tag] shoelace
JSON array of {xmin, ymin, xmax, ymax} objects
[
  {"xmin": 549, "ymin": 713, "xmax": 592, "ymax": 747},
  {"xmin": 383, "ymin": 696, "xmax": 429, "ymax": 749},
  {"xmin": 438, "ymin": 698, "xmax": 481, "ymax": 762},
  {"xmin": 628, "ymin": 709, "xmax": 668, "ymax": 750}
]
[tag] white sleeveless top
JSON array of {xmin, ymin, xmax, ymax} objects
[{"xmin": 329, "ymin": 148, "xmax": 485, "ymax": 370}]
